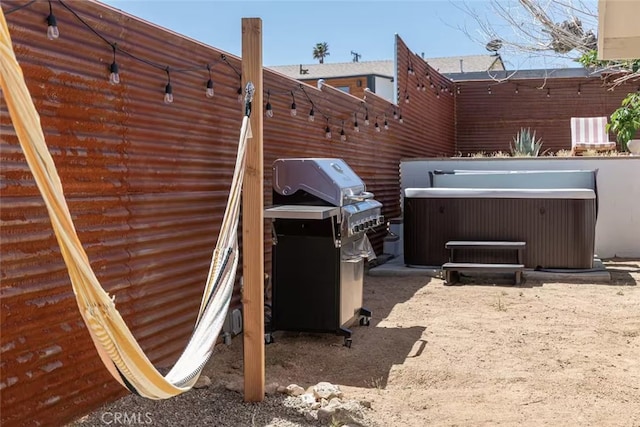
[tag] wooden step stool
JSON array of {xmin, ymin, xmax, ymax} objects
[{"xmin": 442, "ymin": 241, "xmax": 526, "ymax": 285}]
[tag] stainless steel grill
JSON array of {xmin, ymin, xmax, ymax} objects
[
  {"xmin": 270, "ymin": 158, "xmax": 384, "ymax": 240},
  {"xmin": 264, "ymin": 158, "xmax": 383, "ymax": 347}
]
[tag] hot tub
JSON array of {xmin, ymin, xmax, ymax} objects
[{"xmin": 403, "ymin": 188, "xmax": 597, "ymax": 269}]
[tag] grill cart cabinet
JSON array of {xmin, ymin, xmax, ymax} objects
[{"xmin": 264, "ymin": 158, "xmax": 383, "ymax": 347}]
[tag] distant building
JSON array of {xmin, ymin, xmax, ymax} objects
[{"xmin": 268, "ymin": 55, "xmax": 505, "ymax": 102}]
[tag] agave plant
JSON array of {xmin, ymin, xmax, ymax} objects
[{"xmin": 510, "ymin": 128, "xmax": 544, "ymax": 157}]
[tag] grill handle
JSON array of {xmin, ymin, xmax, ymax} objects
[{"xmin": 346, "ymin": 191, "xmax": 374, "ymax": 202}]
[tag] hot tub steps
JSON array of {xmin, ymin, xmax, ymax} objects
[{"xmin": 443, "ymin": 241, "xmax": 526, "ymax": 285}]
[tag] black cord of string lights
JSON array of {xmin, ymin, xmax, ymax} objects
[
  {"xmin": 40, "ymin": 0, "xmax": 236, "ymax": 82},
  {"xmin": 5, "ymin": 0, "xmax": 404, "ymax": 132},
  {"xmin": 3, "ymin": 0, "xmax": 37, "ymax": 15}
]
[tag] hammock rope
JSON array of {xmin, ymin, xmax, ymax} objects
[{"xmin": 0, "ymin": 9, "xmax": 251, "ymax": 399}]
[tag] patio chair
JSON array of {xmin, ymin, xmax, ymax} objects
[{"xmin": 570, "ymin": 116, "xmax": 616, "ymax": 155}]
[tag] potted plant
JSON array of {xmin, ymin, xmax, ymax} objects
[{"xmin": 607, "ymin": 92, "xmax": 640, "ymax": 154}]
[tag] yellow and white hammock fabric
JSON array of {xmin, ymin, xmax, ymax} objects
[{"xmin": 0, "ymin": 10, "xmax": 250, "ymax": 399}]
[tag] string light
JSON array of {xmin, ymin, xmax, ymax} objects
[
  {"xmin": 108, "ymin": 44, "xmax": 119, "ymax": 85},
  {"xmin": 46, "ymin": 0, "xmax": 59, "ymax": 40},
  {"xmin": 578, "ymin": 84, "xmax": 581, "ymax": 95},
  {"xmin": 325, "ymin": 117, "xmax": 332, "ymax": 139},
  {"xmin": 364, "ymin": 109, "xmax": 370, "ymax": 125},
  {"xmin": 398, "ymin": 113, "xmax": 404, "ymax": 124},
  {"xmin": 265, "ymin": 90, "xmax": 273, "ymax": 117},
  {"xmin": 546, "ymin": 88, "xmax": 551, "ymax": 98},
  {"xmin": 436, "ymin": 88, "xmax": 440, "ymax": 99},
  {"xmin": 290, "ymin": 91, "xmax": 297, "ymax": 117},
  {"xmin": 19, "ymin": 0, "xmax": 408, "ymax": 132},
  {"xmin": 457, "ymin": 86, "xmax": 461, "ymax": 95},
  {"xmin": 515, "ymin": 84, "xmax": 519, "ymax": 94},
  {"xmin": 206, "ymin": 64, "xmax": 214, "ymax": 98},
  {"xmin": 340, "ymin": 121, "xmax": 347, "ymax": 142},
  {"xmin": 405, "ymin": 91, "xmax": 410, "ymax": 104},
  {"xmin": 488, "ymin": 86, "xmax": 492, "ymax": 95},
  {"xmin": 163, "ymin": 68, "xmax": 173, "ymax": 104},
  {"xmin": 421, "ymin": 83, "xmax": 426, "ymax": 92}
]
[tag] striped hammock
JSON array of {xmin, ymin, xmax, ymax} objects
[{"xmin": 0, "ymin": 10, "xmax": 250, "ymax": 399}]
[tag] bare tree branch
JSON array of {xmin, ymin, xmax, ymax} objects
[{"xmin": 453, "ymin": 0, "xmax": 639, "ymax": 88}]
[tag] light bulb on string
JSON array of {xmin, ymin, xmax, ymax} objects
[
  {"xmin": 308, "ymin": 107, "xmax": 315, "ymax": 122},
  {"xmin": 290, "ymin": 91, "xmax": 297, "ymax": 117},
  {"xmin": 108, "ymin": 44, "xmax": 119, "ymax": 85},
  {"xmin": 205, "ymin": 64, "xmax": 214, "ymax": 98},
  {"xmin": 353, "ymin": 113, "xmax": 359, "ymax": 132},
  {"xmin": 398, "ymin": 114, "xmax": 404, "ymax": 124},
  {"xmin": 364, "ymin": 109, "xmax": 370, "ymax": 126},
  {"xmin": 340, "ymin": 121, "xmax": 347, "ymax": 142},
  {"xmin": 384, "ymin": 116, "xmax": 389, "ymax": 131},
  {"xmin": 393, "ymin": 109, "xmax": 398, "ymax": 120},
  {"xmin": 488, "ymin": 86, "xmax": 492, "ymax": 95},
  {"xmin": 46, "ymin": 0, "xmax": 59, "ymax": 40},
  {"xmin": 515, "ymin": 84, "xmax": 519, "ymax": 94},
  {"xmin": 265, "ymin": 90, "xmax": 273, "ymax": 117},
  {"xmin": 546, "ymin": 89, "xmax": 551, "ymax": 98},
  {"xmin": 164, "ymin": 74, "xmax": 173, "ymax": 104},
  {"xmin": 421, "ymin": 83, "xmax": 427, "ymax": 92},
  {"xmin": 325, "ymin": 118, "xmax": 332, "ymax": 139},
  {"xmin": 375, "ymin": 117, "xmax": 381, "ymax": 132},
  {"xmin": 416, "ymin": 81, "xmax": 421, "ymax": 91},
  {"xmin": 578, "ymin": 85, "xmax": 582, "ymax": 95},
  {"xmin": 456, "ymin": 86, "xmax": 461, "ymax": 95},
  {"xmin": 405, "ymin": 93, "xmax": 410, "ymax": 104},
  {"xmin": 237, "ymin": 86, "xmax": 243, "ymax": 103}
]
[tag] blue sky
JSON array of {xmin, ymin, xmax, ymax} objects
[{"xmin": 100, "ymin": 0, "xmax": 586, "ymax": 70}]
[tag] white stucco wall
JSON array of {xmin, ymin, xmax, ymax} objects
[
  {"xmin": 374, "ymin": 76, "xmax": 394, "ymax": 103},
  {"xmin": 400, "ymin": 157, "xmax": 640, "ymax": 258}
]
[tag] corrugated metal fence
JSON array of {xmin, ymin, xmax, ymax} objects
[
  {"xmin": 0, "ymin": 1, "xmax": 455, "ymax": 425},
  {"xmin": 455, "ymin": 77, "xmax": 631, "ymax": 154}
]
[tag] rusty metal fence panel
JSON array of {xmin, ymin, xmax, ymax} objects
[{"xmin": 0, "ymin": 2, "xmax": 456, "ymax": 425}]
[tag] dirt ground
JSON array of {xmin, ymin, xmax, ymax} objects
[
  {"xmin": 74, "ymin": 259, "xmax": 640, "ymax": 426},
  {"xmin": 212, "ymin": 259, "xmax": 639, "ymax": 426}
]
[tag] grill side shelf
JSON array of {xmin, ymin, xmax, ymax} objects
[{"xmin": 264, "ymin": 205, "xmax": 341, "ymax": 220}]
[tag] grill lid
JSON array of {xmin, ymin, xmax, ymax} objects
[{"xmin": 273, "ymin": 158, "xmax": 366, "ymax": 206}]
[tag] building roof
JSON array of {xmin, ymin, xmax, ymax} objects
[{"xmin": 267, "ymin": 55, "xmax": 505, "ymax": 80}]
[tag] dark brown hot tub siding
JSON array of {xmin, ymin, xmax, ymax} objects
[{"xmin": 404, "ymin": 197, "xmax": 597, "ymax": 269}]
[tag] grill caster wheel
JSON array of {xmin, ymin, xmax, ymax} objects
[
  {"xmin": 359, "ymin": 316, "xmax": 371, "ymax": 326},
  {"xmin": 264, "ymin": 333, "xmax": 274, "ymax": 345},
  {"xmin": 343, "ymin": 337, "xmax": 352, "ymax": 348}
]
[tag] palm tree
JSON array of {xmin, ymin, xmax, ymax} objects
[{"xmin": 312, "ymin": 42, "xmax": 330, "ymax": 64}]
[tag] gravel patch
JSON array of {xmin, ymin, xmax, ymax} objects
[{"xmin": 69, "ymin": 384, "xmax": 326, "ymax": 427}]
